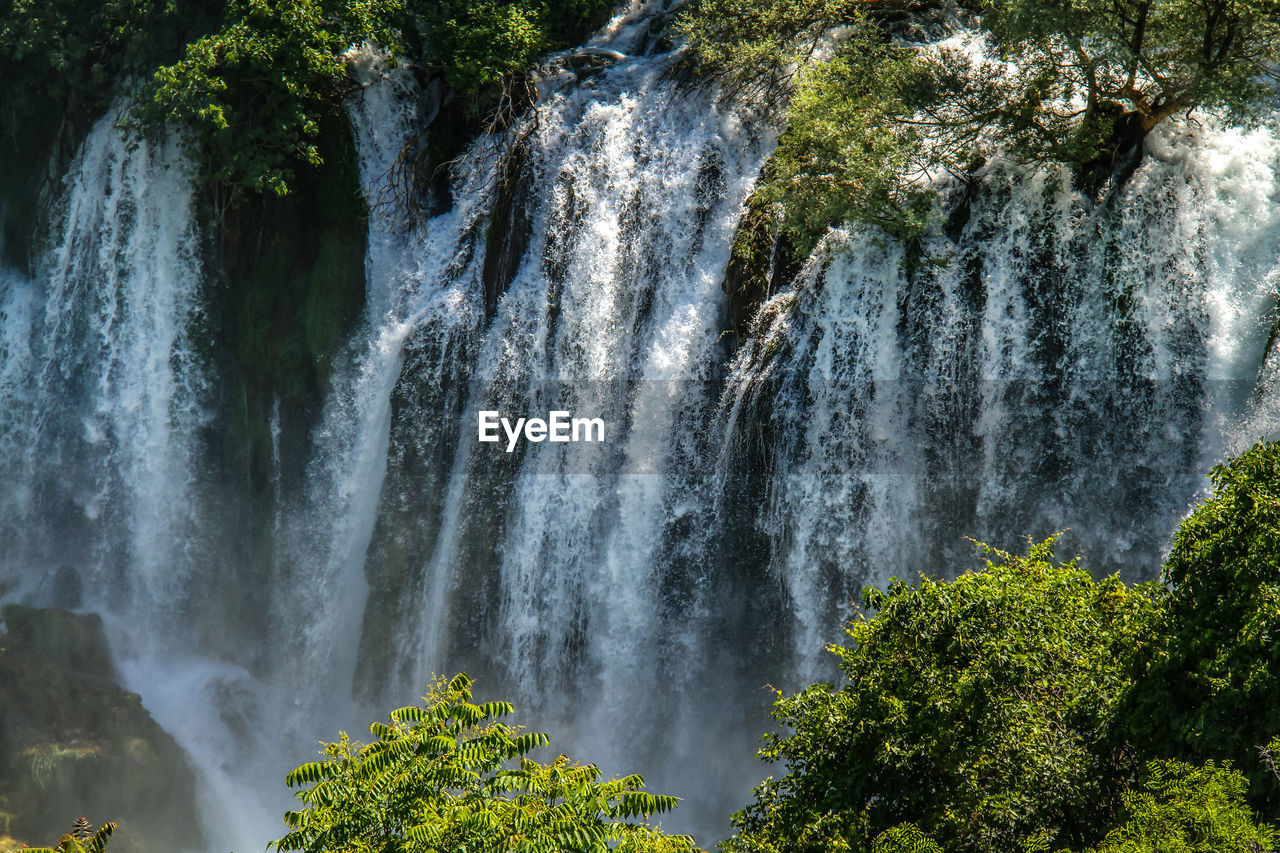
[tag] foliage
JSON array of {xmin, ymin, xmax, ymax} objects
[
  {"xmin": 975, "ymin": 0, "xmax": 1280, "ymax": 153},
  {"xmin": 748, "ymin": 24, "xmax": 935, "ymax": 252},
  {"xmin": 673, "ymin": 0, "xmax": 860, "ymax": 93},
  {"xmin": 133, "ymin": 0, "xmax": 405, "ymax": 196},
  {"xmin": 2, "ymin": 0, "xmax": 614, "ymax": 199},
  {"xmin": 1119, "ymin": 440, "xmax": 1280, "ymax": 813},
  {"xmin": 723, "ymin": 538, "xmax": 1165, "ymax": 853},
  {"xmin": 273, "ymin": 673, "xmax": 699, "ymax": 853},
  {"xmin": 133, "ymin": 0, "xmax": 614, "ymax": 195},
  {"xmin": 1082, "ymin": 760, "xmax": 1276, "ymax": 853},
  {"xmin": 869, "ymin": 824, "xmax": 943, "ymax": 853},
  {"xmin": 17, "ymin": 818, "xmax": 115, "ymax": 853},
  {"xmin": 423, "ymin": 0, "xmax": 612, "ymax": 113},
  {"xmin": 0, "ymin": 0, "xmax": 190, "ymax": 118},
  {"xmin": 725, "ymin": 440, "xmax": 1280, "ymax": 853},
  {"xmin": 677, "ymin": 0, "xmax": 1280, "ymax": 252}
]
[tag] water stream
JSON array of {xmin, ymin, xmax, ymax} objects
[{"xmin": 1, "ymin": 5, "xmax": 1279, "ymax": 847}]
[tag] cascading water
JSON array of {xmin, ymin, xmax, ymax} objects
[
  {"xmin": 717, "ymin": 116, "xmax": 1280, "ymax": 677},
  {"xmin": 0, "ymin": 110, "xmax": 271, "ymax": 844},
  {"xmin": 3, "ymin": 3, "xmax": 1280, "ymax": 850},
  {"xmin": 0, "ymin": 112, "xmax": 208, "ymax": 617},
  {"xmin": 343, "ymin": 9, "xmax": 779, "ymax": 828}
]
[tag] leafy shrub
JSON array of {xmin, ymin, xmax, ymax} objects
[
  {"xmin": 273, "ymin": 673, "xmax": 700, "ymax": 853},
  {"xmin": 0, "ymin": 0, "xmax": 195, "ymax": 120},
  {"xmin": 724, "ymin": 539, "xmax": 1165, "ymax": 853}
]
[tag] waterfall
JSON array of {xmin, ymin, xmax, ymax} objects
[
  {"xmin": 0, "ymin": 111, "xmax": 208, "ymax": 617},
  {"xmin": 717, "ymin": 116, "xmax": 1280, "ymax": 677},
  {"xmin": 342, "ymin": 16, "xmax": 777, "ymax": 830},
  {"xmin": 0, "ymin": 111, "xmax": 272, "ymax": 845},
  {"xmin": 2, "ymin": 7, "xmax": 1280, "ymax": 851}
]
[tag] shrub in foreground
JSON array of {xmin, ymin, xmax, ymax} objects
[
  {"xmin": 725, "ymin": 539, "xmax": 1164, "ymax": 853},
  {"xmin": 272, "ymin": 673, "xmax": 699, "ymax": 853}
]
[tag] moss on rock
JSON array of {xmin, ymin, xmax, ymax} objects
[{"xmin": 0, "ymin": 605, "xmax": 203, "ymax": 853}]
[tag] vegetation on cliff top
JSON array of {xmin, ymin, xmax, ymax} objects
[
  {"xmin": 134, "ymin": 0, "xmax": 612, "ymax": 196},
  {"xmin": 0, "ymin": 0, "xmax": 613, "ymax": 199},
  {"xmin": 677, "ymin": 0, "xmax": 1280, "ymax": 254}
]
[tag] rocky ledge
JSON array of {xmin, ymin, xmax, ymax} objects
[{"xmin": 0, "ymin": 605, "xmax": 202, "ymax": 853}]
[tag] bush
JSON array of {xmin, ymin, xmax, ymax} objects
[
  {"xmin": 1119, "ymin": 441, "xmax": 1280, "ymax": 814},
  {"xmin": 1, "ymin": 0, "xmax": 617, "ymax": 200},
  {"xmin": 273, "ymin": 673, "xmax": 700, "ymax": 853},
  {"xmin": 726, "ymin": 442, "xmax": 1280, "ymax": 853},
  {"xmin": 724, "ymin": 539, "xmax": 1165, "ymax": 853}
]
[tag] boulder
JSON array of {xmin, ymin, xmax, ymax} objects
[{"xmin": 0, "ymin": 605, "xmax": 203, "ymax": 853}]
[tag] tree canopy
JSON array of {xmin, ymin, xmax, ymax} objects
[
  {"xmin": 272, "ymin": 673, "xmax": 700, "ymax": 853},
  {"xmin": 677, "ymin": 0, "xmax": 1280, "ymax": 251},
  {"xmin": 725, "ymin": 441, "xmax": 1280, "ymax": 853},
  {"xmin": 132, "ymin": 0, "xmax": 612, "ymax": 195},
  {"xmin": 722, "ymin": 539, "xmax": 1166, "ymax": 853}
]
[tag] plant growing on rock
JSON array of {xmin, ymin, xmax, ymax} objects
[
  {"xmin": 134, "ymin": 0, "xmax": 614, "ymax": 197},
  {"xmin": 677, "ymin": 0, "xmax": 1280, "ymax": 252}
]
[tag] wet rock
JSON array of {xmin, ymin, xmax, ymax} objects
[
  {"xmin": 34, "ymin": 564, "xmax": 84, "ymax": 610},
  {"xmin": 0, "ymin": 605, "xmax": 203, "ymax": 853}
]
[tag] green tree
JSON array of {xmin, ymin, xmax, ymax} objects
[
  {"xmin": 273, "ymin": 673, "xmax": 700, "ymax": 853},
  {"xmin": 1118, "ymin": 440, "xmax": 1280, "ymax": 814},
  {"xmin": 723, "ymin": 539, "xmax": 1165, "ymax": 853},
  {"xmin": 133, "ymin": 0, "xmax": 614, "ymax": 196},
  {"xmin": 741, "ymin": 27, "xmax": 935, "ymax": 254},
  {"xmin": 136, "ymin": 0, "xmax": 405, "ymax": 196},
  {"xmin": 677, "ymin": 0, "xmax": 1280, "ymax": 251},
  {"xmin": 1082, "ymin": 760, "xmax": 1276, "ymax": 853}
]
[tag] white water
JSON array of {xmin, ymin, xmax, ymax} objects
[
  {"xmin": 719, "ymin": 115, "xmax": 1280, "ymax": 676},
  {"xmin": 335, "ymin": 22, "xmax": 777, "ymax": 828},
  {"xmin": 2, "ymin": 13, "xmax": 1280, "ymax": 853},
  {"xmin": 0, "ymin": 113, "xmax": 246, "ymax": 846},
  {"xmin": 0, "ymin": 112, "xmax": 208, "ymax": 615}
]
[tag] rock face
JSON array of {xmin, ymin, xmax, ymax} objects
[{"xmin": 0, "ymin": 605, "xmax": 203, "ymax": 853}]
